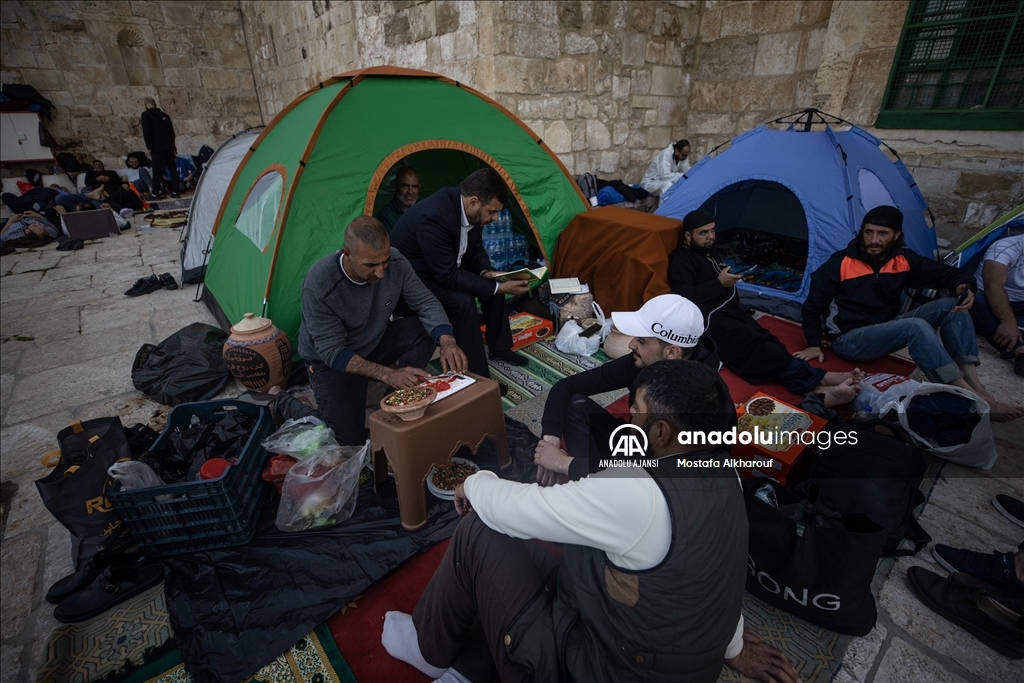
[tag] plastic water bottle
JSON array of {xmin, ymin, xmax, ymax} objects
[
  {"xmin": 853, "ymin": 404, "xmax": 873, "ymax": 421},
  {"xmin": 492, "ymin": 237, "xmax": 507, "ymax": 271}
]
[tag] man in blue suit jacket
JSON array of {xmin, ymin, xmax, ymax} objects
[{"xmin": 390, "ymin": 168, "xmax": 531, "ymax": 377}]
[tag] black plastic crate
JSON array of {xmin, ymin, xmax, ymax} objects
[{"xmin": 109, "ymin": 400, "xmax": 273, "ymax": 556}]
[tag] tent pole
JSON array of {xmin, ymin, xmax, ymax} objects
[{"xmin": 193, "ymin": 236, "xmax": 212, "ymax": 303}]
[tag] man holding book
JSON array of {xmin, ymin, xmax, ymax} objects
[{"xmin": 390, "ymin": 168, "xmax": 531, "ymax": 378}]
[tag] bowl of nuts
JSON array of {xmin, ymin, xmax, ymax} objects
[{"xmin": 380, "ymin": 385, "xmax": 437, "ymax": 421}]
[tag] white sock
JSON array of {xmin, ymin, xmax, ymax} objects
[
  {"xmin": 435, "ymin": 669, "xmax": 472, "ymax": 683},
  {"xmin": 382, "ymin": 611, "xmax": 447, "ymax": 679}
]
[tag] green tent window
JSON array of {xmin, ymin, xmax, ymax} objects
[
  {"xmin": 877, "ymin": 0, "xmax": 1024, "ymax": 131},
  {"xmin": 235, "ymin": 170, "xmax": 284, "ymax": 252}
]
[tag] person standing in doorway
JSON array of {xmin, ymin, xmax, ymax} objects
[{"xmin": 140, "ymin": 97, "xmax": 180, "ymax": 201}]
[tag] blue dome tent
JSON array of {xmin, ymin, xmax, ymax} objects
[{"xmin": 656, "ymin": 110, "xmax": 938, "ymax": 320}]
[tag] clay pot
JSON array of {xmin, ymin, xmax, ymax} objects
[
  {"xmin": 603, "ymin": 324, "xmax": 634, "ymax": 359},
  {"xmin": 222, "ymin": 313, "xmax": 293, "ymax": 392},
  {"xmin": 380, "ymin": 386, "xmax": 437, "ymax": 421}
]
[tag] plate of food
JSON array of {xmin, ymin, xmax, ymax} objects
[
  {"xmin": 426, "ymin": 457, "xmax": 479, "ymax": 500},
  {"xmin": 380, "ymin": 385, "xmax": 437, "ymax": 420}
]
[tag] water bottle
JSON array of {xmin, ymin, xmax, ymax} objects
[
  {"xmin": 518, "ymin": 234, "xmax": 530, "ymax": 264},
  {"xmin": 492, "ymin": 237, "xmax": 507, "ymax": 271},
  {"xmin": 853, "ymin": 404, "xmax": 873, "ymax": 421}
]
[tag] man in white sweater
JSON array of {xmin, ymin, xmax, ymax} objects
[
  {"xmin": 641, "ymin": 139, "xmax": 692, "ymax": 197},
  {"xmin": 383, "ymin": 361, "xmax": 800, "ymax": 683}
]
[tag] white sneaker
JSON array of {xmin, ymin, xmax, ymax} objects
[{"xmin": 119, "ymin": 208, "xmax": 134, "ymax": 218}]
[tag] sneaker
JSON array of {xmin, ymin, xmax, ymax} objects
[
  {"xmin": 993, "ymin": 494, "xmax": 1024, "ymax": 529},
  {"xmin": 157, "ymin": 272, "xmax": 179, "ymax": 290},
  {"xmin": 124, "ymin": 275, "xmax": 162, "ymax": 297},
  {"xmin": 932, "ymin": 544, "xmax": 1024, "ymax": 594}
]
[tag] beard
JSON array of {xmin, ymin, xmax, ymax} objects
[
  {"xmin": 857, "ymin": 238, "xmax": 894, "ymax": 265},
  {"xmin": 689, "ymin": 241, "xmax": 714, "ymax": 256}
]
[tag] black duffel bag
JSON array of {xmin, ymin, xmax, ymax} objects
[
  {"xmin": 36, "ymin": 417, "xmax": 136, "ymax": 566},
  {"xmin": 744, "ymin": 477, "xmax": 887, "ymax": 636},
  {"xmin": 798, "ymin": 419, "xmax": 931, "ymax": 557}
]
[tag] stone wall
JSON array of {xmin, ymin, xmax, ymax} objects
[
  {"xmin": 2, "ymin": 1, "xmax": 1018, "ymax": 240},
  {"xmin": 0, "ymin": 0, "xmax": 263, "ymax": 169}
]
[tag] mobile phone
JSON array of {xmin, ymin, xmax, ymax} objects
[
  {"xmin": 733, "ymin": 265, "xmax": 758, "ymax": 275},
  {"xmin": 956, "ymin": 286, "xmax": 970, "ymax": 306}
]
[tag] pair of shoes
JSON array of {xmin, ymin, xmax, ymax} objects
[
  {"xmin": 53, "ymin": 556, "xmax": 164, "ymax": 623},
  {"xmin": 932, "ymin": 544, "xmax": 1024, "ymax": 593},
  {"xmin": 993, "ymin": 494, "xmax": 1024, "ymax": 529},
  {"xmin": 125, "ymin": 275, "xmax": 162, "ymax": 297},
  {"xmin": 490, "ymin": 350, "xmax": 529, "ymax": 366},
  {"xmin": 907, "ymin": 566, "xmax": 1023, "ymax": 659},
  {"xmin": 951, "ymin": 572, "xmax": 1024, "ymax": 612},
  {"xmin": 157, "ymin": 272, "xmax": 178, "ymax": 290}
]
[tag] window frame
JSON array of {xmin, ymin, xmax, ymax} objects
[{"xmin": 876, "ymin": 0, "xmax": 1024, "ymax": 131}]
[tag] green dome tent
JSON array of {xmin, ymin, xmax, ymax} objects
[{"xmin": 202, "ymin": 66, "xmax": 590, "ymax": 340}]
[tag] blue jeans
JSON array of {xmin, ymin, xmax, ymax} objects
[
  {"xmin": 55, "ymin": 193, "xmax": 101, "ymax": 211},
  {"xmin": 833, "ymin": 297, "xmax": 978, "ymax": 383},
  {"xmin": 970, "ymin": 289, "xmax": 1024, "ymax": 357}
]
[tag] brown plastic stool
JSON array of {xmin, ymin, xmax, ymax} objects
[{"xmin": 369, "ymin": 373, "xmax": 510, "ymax": 530}]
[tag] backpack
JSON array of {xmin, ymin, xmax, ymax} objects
[{"xmin": 797, "ymin": 419, "xmax": 931, "ymax": 557}]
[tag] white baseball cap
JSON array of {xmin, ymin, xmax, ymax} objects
[{"xmin": 611, "ymin": 294, "xmax": 704, "ymax": 348}]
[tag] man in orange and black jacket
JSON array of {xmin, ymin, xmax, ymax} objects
[{"xmin": 797, "ymin": 205, "xmax": 1021, "ymax": 419}]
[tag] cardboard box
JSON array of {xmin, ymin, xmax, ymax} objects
[
  {"xmin": 732, "ymin": 392, "xmax": 828, "ymax": 484},
  {"xmin": 481, "ymin": 312, "xmax": 552, "ymax": 351}
]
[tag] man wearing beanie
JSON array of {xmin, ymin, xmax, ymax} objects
[
  {"xmin": 668, "ymin": 210, "xmax": 863, "ymax": 405},
  {"xmin": 533, "ymin": 294, "xmax": 721, "ymax": 482},
  {"xmin": 799, "ymin": 205, "xmax": 1022, "ymax": 420}
]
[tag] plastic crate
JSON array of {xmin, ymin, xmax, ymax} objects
[{"xmin": 109, "ymin": 400, "xmax": 274, "ymax": 556}]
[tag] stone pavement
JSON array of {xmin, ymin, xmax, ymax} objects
[{"xmin": 1, "ymin": 227, "xmax": 1022, "ymax": 682}]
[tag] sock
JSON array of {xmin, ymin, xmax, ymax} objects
[
  {"xmin": 382, "ymin": 611, "xmax": 447, "ymax": 679},
  {"xmin": 435, "ymin": 669, "xmax": 473, "ymax": 683}
]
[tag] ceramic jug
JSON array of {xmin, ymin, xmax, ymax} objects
[{"xmin": 222, "ymin": 313, "xmax": 292, "ymax": 392}]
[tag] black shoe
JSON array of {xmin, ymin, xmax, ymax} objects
[
  {"xmin": 125, "ymin": 275, "xmax": 162, "ymax": 297},
  {"xmin": 993, "ymin": 494, "xmax": 1024, "ymax": 529},
  {"xmin": 53, "ymin": 556, "xmax": 164, "ymax": 624},
  {"xmin": 46, "ymin": 555, "xmax": 108, "ymax": 604},
  {"xmin": 490, "ymin": 350, "xmax": 529, "ymax": 366},
  {"xmin": 950, "ymin": 572, "xmax": 1024, "ymax": 613},
  {"xmin": 144, "ymin": 194, "xmax": 160, "ymax": 201},
  {"xmin": 498, "ymin": 383, "xmax": 508, "ymax": 397},
  {"xmin": 932, "ymin": 544, "xmax": 1024, "ymax": 594},
  {"xmin": 170, "ymin": 192, "xmax": 181, "ymax": 199},
  {"xmin": 157, "ymin": 272, "xmax": 178, "ymax": 290},
  {"xmin": 907, "ymin": 566, "xmax": 1023, "ymax": 659}
]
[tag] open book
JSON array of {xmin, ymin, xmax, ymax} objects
[{"xmin": 488, "ymin": 266, "xmax": 548, "ymax": 282}]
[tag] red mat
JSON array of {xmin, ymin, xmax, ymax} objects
[{"xmin": 327, "ymin": 317, "xmax": 914, "ymax": 681}]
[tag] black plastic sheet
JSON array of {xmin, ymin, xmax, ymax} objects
[
  {"xmin": 131, "ymin": 323, "xmax": 230, "ymax": 407},
  {"xmin": 161, "ymin": 417, "xmax": 540, "ymax": 683},
  {"xmin": 142, "ymin": 409, "xmax": 256, "ymax": 483}
]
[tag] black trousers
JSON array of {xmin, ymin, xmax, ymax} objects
[
  {"xmin": 275, "ymin": 317, "xmax": 435, "ymax": 445},
  {"xmin": 563, "ymin": 394, "xmax": 625, "ymax": 480},
  {"xmin": 150, "ymin": 148, "xmax": 178, "ymax": 195},
  {"xmin": 423, "ymin": 281, "xmax": 513, "ymax": 377},
  {"xmin": 414, "ymin": 511, "xmax": 560, "ymax": 683}
]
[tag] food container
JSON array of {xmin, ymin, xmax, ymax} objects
[
  {"xmin": 222, "ymin": 312, "xmax": 293, "ymax": 393},
  {"xmin": 426, "ymin": 457, "xmax": 480, "ymax": 500},
  {"xmin": 733, "ymin": 392, "xmax": 827, "ymax": 484},
  {"xmin": 380, "ymin": 386, "xmax": 437, "ymax": 421}
]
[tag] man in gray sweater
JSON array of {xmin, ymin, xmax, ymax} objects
[{"xmin": 278, "ymin": 216, "xmax": 467, "ymax": 444}]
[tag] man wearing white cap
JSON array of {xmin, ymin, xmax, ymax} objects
[{"xmin": 534, "ymin": 294, "xmax": 719, "ymax": 483}]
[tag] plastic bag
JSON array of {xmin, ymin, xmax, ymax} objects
[
  {"xmin": 850, "ymin": 373, "xmax": 922, "ymax": 413},
  {"xmin": 894, "ymin": 384, "xmax": 997, "ymax": 469},
  {"xmin": 555, "ymin": 302, "xmax": 609, "ymax": 357},
  {"xmin": 108, "ymin": 461, "xmax": 166, "ymax": 490},
  {"xmin": 131, "ymin": 323, "xmax": 231, "ymax": 406},
  {"xmin": 261, "ymin": 417, "xmax": 336, "ymax": 458},
  {"xmin": 276, "ymin": 440, "xmax": 368, "ymax": 532},
  {"xmin": 261, "ymin": 454, "xmax": 298, "ymax": 494}
]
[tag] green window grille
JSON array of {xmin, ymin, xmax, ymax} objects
[{"xmin": 877, "ymin": 0, "xmax": 1024, "ymax": 130}]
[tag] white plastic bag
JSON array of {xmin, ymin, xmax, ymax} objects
[
  {"xmin": 107, "ymin": 461, "xmax": 167, "ymax": 490},
  {"xmin": 850, "ymin": 373, "xmax": 923, "ymax": 413},
  {"xmin": 555, "ymin": 302, "xmax": 609, "ymax": 357},
  {"xmin": 894, "ymin": 384, "xmax": 997, "ymax": 470},
  {"xmin": 275, "ymin": 440, "xmax": 368, "ymax": 532}
]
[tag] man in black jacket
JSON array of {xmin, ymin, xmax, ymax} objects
[
  {"xmin": 390, "ymin": 168, "xmax": 531, "ymax": 377},
  {"xmin": 668, "ymin": 210, "xmax": 862, "ymax": 406},
  {"xmin": 798, "ymin": 205, "xmax": 1022, "ymax": 420},
  {"xmin": 533, "ymin": 294, "xmax": 722, "ymax": 483},
  {"xmin": 140, "ymin": 97, "xmax": 179, "ymax": 200}
]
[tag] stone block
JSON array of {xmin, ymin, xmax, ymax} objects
[
  {"xmin": 512, "ymin": 24, "xmax": 559, "ymax": 59},
  {"xmin": 695, "ymin": 35, "xmax": 758, "ymax": 81},
  {"xmin": 564, "ymin": 31, "xmax": 598, "ymax": 54},
  {"xmin": 558, "ymin": 1, "xmax": 583, "ymax": 28},
  {"xmin": 544, "ymin": 120, "xmax": 572, "ymax": 154},
  {"xmin": 572, "ymin": 120, "xmax": 587, "ymax": 151},
  {"xmin": 649, "ymin": 126, "xmax": 672, "ymax": 149},
  {"xmin": 435, "ymin": 0, "xmax": 460, "ymax": 35},
  {"xmin": 592, "ymin": 1, "xmax": 612, "ymax": 27},
  {"xmin": 586, "ymin": 119, "xmax": 611, "ymax": 150},
  {"xmin": 385, "ymin": 12, "xmax": 411, "ymax": 46},
  {"xmin": 0, "ymin": 49, "xmax": 37, "ymax": 69},
  {"xmin": 800, "ymin": 0, "xmax": 834, "ymax": 26},
  {"xmin": 650, "ymin": 65, "xmax": 685, "ymax": 96},
  {"xmin": 750, "ymin": 1, "xmax": 800, "ymax": 34},
  {"xmin": 911, "ymin": 167, "xmax": 961, "ymax": 198},
  {"xmin": 545, "ymin": 58, "xmax": 587, "ymax": 93},
  {"xmin": 631, "ymin": 95, "xmax": 660, "ymax": 110},
  {"xmin": 657, "ymin": 97, "xmax": 684, "ymax": 126},
  {"xmin": 622, "ymin": 33, "xmax": 647, "ymax": 67},
  {"xmin": 612, "ymin": 75, "xmax": 631, "ymax": 100},
  {"xmin": 408, "ymin": 2, "xmax": 437, "ymax": 42},
  {"xmin": 17, "ymin": 67, "xmax": 66, "ymax": 91},
  {"xmin": 720, "ymin": 2, "xmax": 751, "ymax": 37},
  {"xmin": 799, "ymin": 26, "xmax": 827, "ymax": 72},
  {"xmin": 628, "ymin": 4, "xmax": 657, "ymax": 33},
  {"xmin": 831, "ymin": 624, "xmax": 886, "ymax": 683},
  {"xmin": 162, "ymin": 3, "xmax": 196, "ymax": 26},
  {"xmin": 841, "ymin": 48, "xmax": 894, "ymax": 126},
  {"xmin": 493, "ymin": 56, "xmax": 545, "ymax": 95},
  {"xmin": 794, "ymin": 72, "xmax": 816, "ymax": 108},
  {"xmin": 688, "ymin": 112, "xmax": 736, "ymax": 136},
  {"xmin": 955, "ymin": 172, "xmax": 1020, "ymax": 199},
  {"xmin": 962, "ymin": 201, "xmax": 1002, "ymax": 229},
  {"xmin": 632, "ymin": 68, "xmax": 651, "ymax": 94},
  {"xmin": 733, "ymin": 76, "xmax": 797, "ymax": 112},
  {"xmin": 499, "ymin": 1, "xmax": 557, "ymax": 25},
  {"xmin": 754, "ymin": 31, "xmax": 802, "ymax": 76},
  {"xmin": 646, "ymin": 40, "xmax": 667, "ymax": 64},
  {"xmin": 0, "ymin": 532, "xmax": 41, "ymax": 637},
  {"xmin": 690, "ymin": 81, "xmax": 731, "ymax": 112},
  {"xmin": 598, "ymin": 151, "xmax": 620, "ymax": 174},
  {"xmin": 199, "ymin": 67, "xmax": 239, "ymax": 90},
  {"xmin": 613, "ymin": 121, "xmax": 629, "ymax": 145}
]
